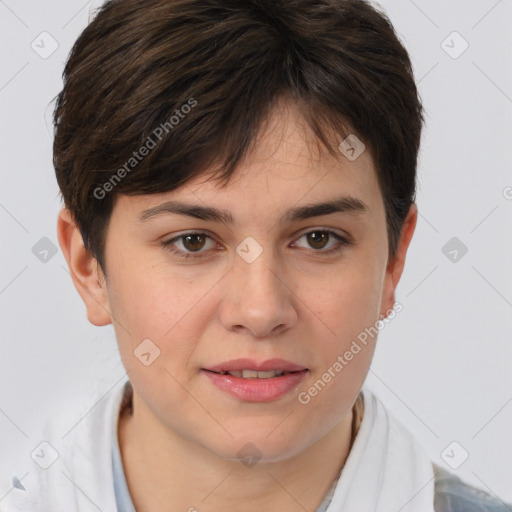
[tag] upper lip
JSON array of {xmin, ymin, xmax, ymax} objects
[{"xmin": 203, "ymin": 358, "xmax": 307, "ymax": 373}]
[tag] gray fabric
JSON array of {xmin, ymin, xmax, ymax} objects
[
  {"xmin": 433, "ymin": 463, "xmax": 512, "ymax": 512},
  {"xmin": 112, "ymin": 425, "xmax": 136, "ymax": 512}
]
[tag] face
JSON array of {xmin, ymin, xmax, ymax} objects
[{"xmin": 62, "ymin": 100, "xmax": 415, "ymax": 463}]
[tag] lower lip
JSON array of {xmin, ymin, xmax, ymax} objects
[{"xmin": 202, "ymin": 370, "xmax": 308, "ymax": 402}]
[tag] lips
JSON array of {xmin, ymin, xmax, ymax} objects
[
  {"xmin": 203, "ymin": 358, "xmax": 307, "ymax": 375},
  {"xmin": 201, "ymin": 366, "xmax": 309, "ymax": 402},
  {"xmin": 201, "ymin": 358, "xmax": 309, "ymax": 402}
]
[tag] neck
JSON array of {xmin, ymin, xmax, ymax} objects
[{"xmin": 118, "ymin": 390, "xmax": 359, "ymax": 512}]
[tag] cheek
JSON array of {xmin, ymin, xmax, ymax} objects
[
  {"xmin": 298, "ymin": 258, "xmax": 384, "ymax": 407},
  {"xmin": 297, "ymin": 271, "xmax": 380, "ymax": 422},
  {"xmin": 105, "ymin": 260, "xmax": 221, "ymax": 363},
  {"xmin": 304, "ymin": 261, "xmax": 383, "ymax": 343}
]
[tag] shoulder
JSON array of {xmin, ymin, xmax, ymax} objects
[
  {"xmin": 433, "ymin": 463, "xmax": 512, "ymax": 512},
  {"xmin": 1, "ymin": 380, "xmax": 129, "ymax": 511}
]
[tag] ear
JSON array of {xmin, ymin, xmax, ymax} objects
[
  {"xmin": 57, "ymin": 207, "xmax": 112, "ymax": 326},
  {"xmin": 379, "ymin": 203, "xmax": 418, "ymax": 317}
]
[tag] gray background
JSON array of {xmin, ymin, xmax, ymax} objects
[{"xmin": 1, "ymin": 0, "xmax": 511, "ymax": 503}]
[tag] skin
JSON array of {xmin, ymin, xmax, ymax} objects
[{"xmin": 57, "ymin": 99, "xmax": 417, "ymax": 511}]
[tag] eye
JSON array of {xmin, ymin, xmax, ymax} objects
[
  {"xmin": 292, "ymin": 230, "xmax": 351, "ymax": 254},
  {"xmin": 161, "ymin": 229, "xmax": 352, "ymax": 260},
  {"xmin": 161, "ymin": 232, "xmax": 219, "ymax": 259}
]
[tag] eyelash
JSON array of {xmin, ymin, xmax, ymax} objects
[{"xmin": 160, "ymin": 230, "xmax": 352, "ymax": 260}]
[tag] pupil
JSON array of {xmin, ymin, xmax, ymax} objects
[{"xmin": 307, "ymin": 232, "xmax": 328, "ymax": 249}]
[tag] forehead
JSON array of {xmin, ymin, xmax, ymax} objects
[{"xmin": 113, "ymin": 100, "xmax": 383, "ymax": 223}]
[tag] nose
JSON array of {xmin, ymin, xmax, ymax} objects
[{"xmin": 219, "ymin": 248, "xmax": 298, "ymax": 339}]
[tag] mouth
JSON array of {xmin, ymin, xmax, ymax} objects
[
  {"xmin": 204, "ymin": 369, "xmax": 301, "ymax": 379},
  {"xmin": 201, "ymin": 358, "xmax": 309, "ymax": 402},
  {"xmin": 203, "ymin": 358, "xmax": 308, "ymax": 377}
]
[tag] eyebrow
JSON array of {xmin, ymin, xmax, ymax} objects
[{"xmin": 137, "ymin": 195, "xmax": 368, "ymax": 225}]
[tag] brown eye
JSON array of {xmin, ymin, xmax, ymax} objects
[
  {"xmin": 306, "ymin": 231, "xmax": 330, "ymax": 249},
  {"xmin": 161, "ymin": 232, "xmax": 218, "ymax": 259},
  {"xmin": 293, "ymin": 229, "xmax": 351, "ymax": 254},
  {"xmin": 182, "ymin": 234, "xmax": 206, "ymax": 252}
]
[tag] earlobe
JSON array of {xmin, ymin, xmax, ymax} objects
[
  {"xmin": 379, "ymin": 203, "xmax": 418, "ymax": 317},
  {"xmin": 57, "ymin": 207, "xmax": 112, "ymax": 326}
]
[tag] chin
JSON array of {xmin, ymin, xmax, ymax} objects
[{"xmin": 202, "ymin": 430, "xmax": 311, "ymax": 466}]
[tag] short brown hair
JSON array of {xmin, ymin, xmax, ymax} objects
[{"xmin": 53, "ymin": 0, "xmax": 424, "ymax": 273}]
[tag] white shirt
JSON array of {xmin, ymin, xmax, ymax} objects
[{"xmin": 1, "ymin": 377, "xmax": 435, "ymax": 511}]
